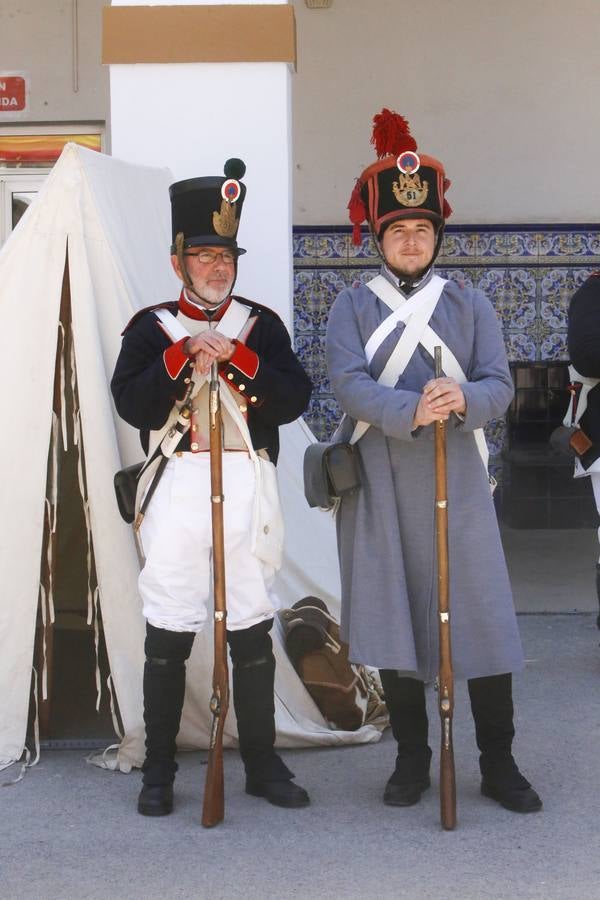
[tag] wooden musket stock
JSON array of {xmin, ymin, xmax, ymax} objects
[
  {"xmin": 434, "ymin": 346, "xmax": 457, "ymax": 831},
  {"xmin": 201, "ymin": 360, "xmax": 230, "ymax": 828}
]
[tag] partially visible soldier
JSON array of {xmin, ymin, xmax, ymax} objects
[
  {"xmin": 564, "ymin": 271, "xmax": 600, "ymax": 628},
  {"xmin": 111, "ymin": 159, "xmax": 312, "ymax": 816}
]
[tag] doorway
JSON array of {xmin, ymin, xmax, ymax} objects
[{"xmin": 0, "ymin": 171, "xmax": 49, "ymax": 243}]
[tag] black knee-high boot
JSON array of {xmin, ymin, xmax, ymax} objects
[
  {"xmin": 138, "ymin": 623, "xmax": 195, "ymax": 816},
  {"xmin": 379, "ymin": 670, "xmax": 431, "ymax": 806},
  {"xmin": 468, "ymin": 672, "xmax": 514, "ymax": 762},
  {"xmin": 468, "ymin": 673, "xmax": 542, "ymax": 813},
  {"xmin": 227, "ymin": 619, "xmax": 309, "ymax": 808}
]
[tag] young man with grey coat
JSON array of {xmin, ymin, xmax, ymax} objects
[{"xmin": 326, "ymin": 109, "xmax": 541, "ymax": 814}]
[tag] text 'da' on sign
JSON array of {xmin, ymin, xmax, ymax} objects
[{"xmin": 0, "ymin": 77, "xmax": 26, "ymax": 112}]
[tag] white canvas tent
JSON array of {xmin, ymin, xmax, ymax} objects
[{"xmin": 0, "ymin": 144, "xmax": 382, "ymax": 776}]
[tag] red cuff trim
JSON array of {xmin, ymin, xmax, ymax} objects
[
  {"xmin": 228, "ymin": 342, "xmax": 259, "ymax": 379},
  {"xmin": 163, "ymin": 337, "xmax": 190, "ymax": 380}
]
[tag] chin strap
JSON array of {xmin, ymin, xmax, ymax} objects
[
  {"xmin": 397, "ymin": 274, "xmax": 420, "ymax": 293},
  {"xmin": 375, "ymin": 221, "xmax": 446, "ymax": 295},
  {"xmin": 174, "ymin": 231, "xmax": 195, "ymax": 293},
  {"xmin": 385, "ymin": 266, "xmax": 432, "ymax": 296},
  {"xmin": 431, "ymin": 223, "xmax": 445, "ymax": 268}
]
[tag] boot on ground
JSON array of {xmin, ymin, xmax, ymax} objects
[
  {"xmin": 229, "ymin": 620, "xmax": 310, "ymax": 810},
  {"xmin": 383, "ymin": 747, "xmax": 432, "ymax": 807},
  {"xmin": 480, "ymin": 754, "xmax": 542, "ymax": 813}
]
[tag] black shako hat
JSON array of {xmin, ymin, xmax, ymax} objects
[
  {"xmin": 348, "ymin": 109, "xmax": 452, "ymax": 246},
  {"xmin": 169, "ymin": 157, "xmax": 247, "ymax": 255}
]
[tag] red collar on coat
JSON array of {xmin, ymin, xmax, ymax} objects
[{"xmin": 178, "ymin": 290, "xmax": 232, "ymax": 322}]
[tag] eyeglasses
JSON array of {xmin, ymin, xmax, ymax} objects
[{"xmin": 183, "ymin": 249, "xmax": 237, "ymax": 265}]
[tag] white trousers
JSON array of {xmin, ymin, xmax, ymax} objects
[{"xmin": 138, "ymin": 453, "xmax": 277, "ymax": 632}]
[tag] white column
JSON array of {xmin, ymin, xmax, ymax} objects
[{"xmin": 108, "ymin": 0, "xmax": 294, "ymax": 329}]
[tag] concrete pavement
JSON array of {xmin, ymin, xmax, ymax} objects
[{"xmin": 2, "ymin": 614, "xmax": 599, "ymax": 900}]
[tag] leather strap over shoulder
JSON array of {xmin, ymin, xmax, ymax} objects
[
  {"xmin": 360, "ymin": 274, "xmax": 491, "ymax": 478},
  {"xmin": 145, "ymin": 299, "xmax": 254, "ymax": 460},
  {"xmin": 348, "ymin": 275, "xmax": 447, "ymax": 444},
  {"xmin": 154, "ymin": 298, "xmax": 252, "ymax": 343}
]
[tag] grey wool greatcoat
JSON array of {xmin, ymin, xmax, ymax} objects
[{"xmin": 326, "ymin": 269, "xmax": 524, "ymax": 680}]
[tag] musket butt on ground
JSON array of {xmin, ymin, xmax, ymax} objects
[
  {"xmin": 441, "ymin": 803, "xmax": 457, "ymax": 831},
  {"xmin": 439, "ymin": 723, "xmax": 457, "ymax": 830},
  {"xmin": 440, "ymin": 757, "xmax": 457, "ymax": 830},
  {"xmin": 201, "ymin": 811, "xmax": 224, "ymax": 828},
  {"xmin": 201, "ymin": 753, "xmax": 225, "ymax": 828},
  {"xmin": 201, "ymin": 789, "xmax": 225, "ymax": 828}
]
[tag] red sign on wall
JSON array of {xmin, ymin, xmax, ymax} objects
[{"xmin": 0, "ymin": 76, "xmax": 26, "ymax": 112}]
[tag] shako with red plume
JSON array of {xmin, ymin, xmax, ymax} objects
[
  {"xmin": 371, "ymin": 108, "xmax": 417, "ymax": 159},
  {"xmin": 348, "ymin": 108, "xmax": 452, "ymax": 246}
]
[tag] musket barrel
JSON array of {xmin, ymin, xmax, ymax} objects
[
  {"xmin": 434, "ymin": 346, "xmax": 457, "ymax": 831},
  {"xmin": 201, "ymin": 360, "xmax": 230, "ymax": 828}
]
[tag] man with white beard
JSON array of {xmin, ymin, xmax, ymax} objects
[{"xmin": 112, "ymin": 159, "xmax": 312, "ymax": 817}]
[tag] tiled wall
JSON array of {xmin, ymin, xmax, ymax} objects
[{"xmin": 293, "ymin": 224, "xmax": 600, "ymax": 461}]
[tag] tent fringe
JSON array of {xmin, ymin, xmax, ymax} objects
[
  {"xmin": 86, "ymin": 743, "xmax": 121, "ymax": 772},
  {"xmin": 29, "ymin": 667, "xmax": 41, "ymax": 767},
  {"xmin": 93, "ymin": 587, "xmax": 102, "ymax": 711},
  {"xmin": 84, "ymin": 501, "xmax": 93, "ymax": 625},
  {"xmin": 106, "ymin": 673, "xmax": 123, "ymax": 740},
  {"xmin": 0, "ymin": 748, "xmax": 31, "ymax": 787},
  {"xmin": 38, "ymin": 582, "xmax": 49, "ymax": 700},
  {"xmin": 44, "ymin": 499, "xmax": 55, "ymax": 625},
  {"xmin": 1, "ymin": 668, "xmax": 40, "ymax": 786},
  {"xmin": 50, "ymin": 413, "xmax": 59, "ymax": 531},
  {"xmin": 73, "ymin": 413, "xmax": 94, "ymax": 633},
  {"xmin": 73, "ymin": 410, "xmax": 95, "ymax": 635},
  {"xmin": 58, "ymin": 320, "xmax": 68, "ymax": 450},
  {"xmin": 74, "ymin": 413, "xmax": 86, "ymax": 500},
  {"xmin": 39, "ymin": 495, "xmax": 56, "ymax": 704},
  {"xmin": 70, "ymin": 324, "xmax": 79, "ymax": 446}
]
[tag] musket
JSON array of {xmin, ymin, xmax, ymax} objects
[
  {"xmin": 434, "ymin": 345, "xmax": 457, "ymax": 831},
  {"xmin": 201, "ymin": 359, "xmax": 230, "ymax": 828}
]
